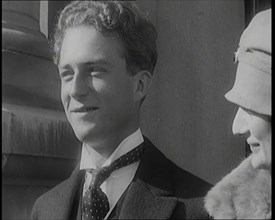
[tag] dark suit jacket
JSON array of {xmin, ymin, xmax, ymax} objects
[{"xmin": 31, "ymin": 137, "xmax": 212, "ymax": 219}]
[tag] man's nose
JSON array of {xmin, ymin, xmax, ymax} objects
[
  {"xmin": 232, "ymin": 107, "xmax": 249, "ymax": 136},
  {"xmin": 69, "ymin": 71, "xmax": 89, "ymax": 100}
]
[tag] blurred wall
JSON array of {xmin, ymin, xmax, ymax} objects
[
  {"xmin": 138, "ymin": 0, "xmax": 246, "ymax": 184},
  {"xmin": 2, "ymin": 1, "xmax": 79, "ymax": 220},
  {"xmin": 2, "ymin": 1, "xmax": 248, "ymax": 219}
]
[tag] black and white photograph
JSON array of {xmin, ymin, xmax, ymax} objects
[{"xmin": 2, "ymin": 1, "xmax": 271, "ymax": 219}]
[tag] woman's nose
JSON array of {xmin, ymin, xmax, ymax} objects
[{"xmin": 232, "ymin": 107, "xmax": 250, "ymax": 137}]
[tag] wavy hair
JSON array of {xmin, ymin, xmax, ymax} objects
[{"xmin": 52, "ymin": 1, "xmax": 157, "ymax": 75}]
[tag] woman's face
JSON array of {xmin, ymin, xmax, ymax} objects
[{"xmin": 232, "ymin": 107, "xmax": 271, "ymax": 170}]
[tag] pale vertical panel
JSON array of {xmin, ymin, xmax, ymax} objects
[{"xmin": 40, "ymin": 0, "xmax": 48, "ymax": 38}]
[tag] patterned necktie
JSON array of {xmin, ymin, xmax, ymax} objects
[{"xmin": 82, "ymin": 144, "xmax": 144, "ymax": 220}]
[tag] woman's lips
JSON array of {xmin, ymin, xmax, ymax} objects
[{"xmin": 249, "ymin": 143, "xmax": 261, "ymax": 153}]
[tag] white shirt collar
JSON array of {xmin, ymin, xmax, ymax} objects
[{"xmin": 79, "ymin": 128, "xmax": 144, "ymax": 170}]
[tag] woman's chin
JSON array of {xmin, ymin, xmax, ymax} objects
[{"xmin": 251, "ymin": 156, "xmax": 270, "ymax": 170}]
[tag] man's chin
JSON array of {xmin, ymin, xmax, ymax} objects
[{"xmin": 73, "ymin": 128, "xmax": 97, "ymax": 143}]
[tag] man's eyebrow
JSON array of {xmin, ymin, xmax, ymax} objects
[
  {"xmin": 58, "ymin": 64, "xmax": 70, "ymax": 69},
  {"xmin": 58, "ymin": 60, "xmax": 112, "ymax": 69},
  {"xmin": 85, "ymin": 60, "xmax": 112, "ymax": 67}
]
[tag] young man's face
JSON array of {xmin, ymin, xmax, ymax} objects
[
  {"xmin": 232, "ymin": 107, "xmax": 271, "ymax": 170},
  {"xmin": 58, "ymin": 25, "xmax": 138, "ymax": 148}
]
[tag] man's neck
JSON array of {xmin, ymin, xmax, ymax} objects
[{"xmin": 85, "ymin": 127, "xmax": 141, "ymax": 163}]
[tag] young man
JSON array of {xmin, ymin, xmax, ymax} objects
[{"xmin": 31, "ymin": 1, "xmax": 211, "ymax": 219}]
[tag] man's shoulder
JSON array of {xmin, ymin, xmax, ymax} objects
[
  {"xmin": 140, "ymin": 137, "xmax": 212, "ymax": 219},
  {"xmin": 169, "ymin": 160, "xmax": 212, "ymax": 197},
  {"xmin": 31, "ymin": 179, "xmax": 67, "ymax": 219},
  {"xmin": 142, "ymin": 136, "xmax": 212, "ymax": 198},
  {"xmin": 32, "ymin": 176, "xmax": 70, "ymax": 210},
  {"xmin": 31, "ymin": 166, "xmax": 83, "ymax": 217}
]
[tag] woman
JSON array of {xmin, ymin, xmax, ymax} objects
[{"xmin": 204, "ymin": 9, "xmax": 271, "ymax": 219}]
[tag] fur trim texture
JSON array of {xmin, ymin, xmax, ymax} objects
[{"xmin": 204, "ymin": 155, "xmax": 271, "ymax": 219}]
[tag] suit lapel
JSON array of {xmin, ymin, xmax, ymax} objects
[
  {"xmin": 117, "ymin": 137, "xmax": 178, "ymax": 219},
  {"xmin": 118, "ymin": 180, "xmax": 177, "ymax": 219}
]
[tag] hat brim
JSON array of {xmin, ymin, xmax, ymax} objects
[{"xmin": 225, "ymin": 62, "xmax": 271, "ymax": 116}]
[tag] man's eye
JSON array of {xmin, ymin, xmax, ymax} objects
[
  {"xmin": 88, "ymin": 67, "xmax": 107, "ymax": 77},
  {"xmin": 60, "ymin": 71, "xmax": 73, "ymax": 81}
]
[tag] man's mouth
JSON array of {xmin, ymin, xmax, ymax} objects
[{"xmin": 71, "ymin": 107, "xmax": 99, "ymax": 112}]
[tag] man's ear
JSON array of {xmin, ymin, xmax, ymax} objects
[{"xmin": 133, "ymin": 70, "xmax": 152, "ymax": 103}]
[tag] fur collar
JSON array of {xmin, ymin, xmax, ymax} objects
[{"xmin": 204, "ymin": 155, "xmax": 271, "ymax": 219}]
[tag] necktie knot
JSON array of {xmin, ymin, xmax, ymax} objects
[
  {"xmin": 82, "ymin": 143, "xmax": 144, "ymax": 220},
  {"xmin": 88, "ymin": 143, "xmax": 144, "ymax": 187},
  {"xmin": 90, "ymin": 167, "xmax": 112, "ymax": 187}
]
